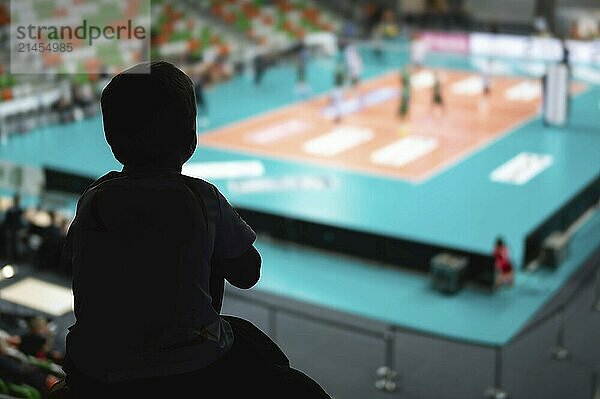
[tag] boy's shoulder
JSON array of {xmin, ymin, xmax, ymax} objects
[
  {"xmin": 180, "ymin": 174, "xmax": 220, "ymax": 198},
  {"xmin": 81, "ymin": 171, "xmax": 220, "ymax": 200},
  {"xmin": 76, "ymin": 171, "xmax": 223, "ymax": 214},
  {"xmin": 78, "ymin": 171, "xmax": 123, "ymax": 199},
  {"xmin": 92, "ymin": 171, "xmax": 123, "ymax": 186},
  {"xmin": 87, "ymin": 171, "xmax": 216, "ymax": 189}
]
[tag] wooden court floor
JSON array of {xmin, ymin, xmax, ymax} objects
[{"xmin": 199, "ymin": 69, "xmax": 584, "ymax": 182}]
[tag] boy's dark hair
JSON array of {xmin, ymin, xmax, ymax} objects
[{"xmin": 101, "ymin": 61, "xmax": 197, "ymax": 168}]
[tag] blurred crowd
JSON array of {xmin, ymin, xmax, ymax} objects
[
  {"xmin": 0, "ymin": 192, "xmax": 68, "ymax": 398},
  {"xmin": 0, "ymin": 313, "xmax": 65, "ymax": 398},
  {"xmin": 0, "ymin": 194, "xmax": 71, "ymax": 275}
]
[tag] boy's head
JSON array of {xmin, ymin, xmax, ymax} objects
[{"xmin": 101, "ymin": 61, "xmax": 197, "ymax": 169}]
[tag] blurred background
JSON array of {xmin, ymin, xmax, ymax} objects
[{"xmin": 0, "ymin": 0, "xmax": 599, "ymax": 398}]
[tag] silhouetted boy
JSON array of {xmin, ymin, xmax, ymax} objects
[{"xmin": 58, "ymin": 61, "xmax": 330, "ymax": 399}]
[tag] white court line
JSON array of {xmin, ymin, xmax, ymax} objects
[
  {"xmin": 183, "ymin": 160, "xmax": 265, "ymax": 180},
  {"xmin": 371, "ymin": 136, "xmax": 438, "ymax": 167},
  {"xmin": 0, "ymin": 277, "xmax": 73, "ymax": 316},
  {"xmin": 303, "ymin": 126, "xmax": 374, "ymax": 156}
]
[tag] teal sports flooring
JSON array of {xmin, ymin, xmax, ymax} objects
[{"xmin": 1, "ymin": 44, "xmax": 599, "ymax": 346}]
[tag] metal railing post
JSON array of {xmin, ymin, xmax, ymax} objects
[
  {"xmin": 593, "ymin": 268, "xmax": 600, "ymax": 312},
  {"xmin": 375, "ymin": 327, "xmax": 398, "ymax": 393},
  {"xmin": 484, "ymin": 346, "xmax": 508, "ymax": 399},
  {"xmin": 591, "ymin": 368, "xmax": 599, "ymax": 399},
  {"xmin": 551, "ymin": 305, "xmax": 569, "ymax": 360}
]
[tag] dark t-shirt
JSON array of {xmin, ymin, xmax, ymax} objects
[{"xmin": 63, "ymin": 169, "xmax": 256, "ymax": 383}]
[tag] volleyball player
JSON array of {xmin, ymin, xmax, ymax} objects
[
  {"xmin": 479, "ymin": 58, "xmax": 492, "ymax": 114},
  {"xmin": 294, "ymin": 40, "xmax": 312, "ymax": 99},
  {"xmin": 431, "ymin": 71, "xmax": 444, "ymax": 117},
  {"xmin": 481, "ymin": 58, "xmax": 492, "ymax": 96},
  {"xmin": 409, "ymin": 32, "xmax": 427, "ymax": 71},
  {"xmin": 398, "ymin": 67, "xmax": 411, "ymax": 119},
  {"xmin": 330, "ymin": 61, "xmax": 346, "ymax": 123},
  {"xmin": 344, "ymin": 42, "xmax": 363, "ymax": 103}
]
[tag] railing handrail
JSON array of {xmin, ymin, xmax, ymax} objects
[
  {"xmin": 508, "ymin": 250, "xmax": 600, "ymax": 345},
  {"xmin": 226, "ymin": 286, "xmax": 493, "ymax": 349},
  {"xmin": 226, "ymin": 241, "xmax": 600, "ymax": 351}
]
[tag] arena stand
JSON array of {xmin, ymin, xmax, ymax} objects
[{"xmin": 0, "ymin": 0, "xmax": 344, "ymax": 141}]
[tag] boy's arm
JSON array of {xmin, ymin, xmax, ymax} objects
[
  {"xmin": 212, "ymin": 187, "xmax": 260, "ymax": 289},
  {"xmin": 209, "ymin": 246, "xmax": 261, "ymax": 312},
  {"xmin": 214, "ymin": 246, "xmax": 261, "ymax": 289}
]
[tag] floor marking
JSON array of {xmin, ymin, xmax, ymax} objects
[
  {"xmin": 228, "ymin": 175, "xmax": 337, "ymax": 194},
  {"xmin": 371, "ymin": 136, "xmax": 438, "ymax": 167},
  {"xmin": 490, "ymin": 152, "xmax": 554, "ymax": 185},
  {"xmin": 303, "ymin": 126, "xmax": 374, "ymax": 156},
  {"xmin": 183, "ymin": 160, "xmax": 265, "ymax": 180},
  {"xmin": 245, "ymin": 119, "xmax": 311, "ymax": 145},
  {"xmin": 451, "ymin": 75, "xmax": 483, "ymax": 95},
  {"xmin": 505, "ymin": 81, "xmax": 541, "ymax": 102}
]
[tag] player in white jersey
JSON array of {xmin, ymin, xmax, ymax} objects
[
  {"xmin": 344, "ymin": 42, "xmax": 363, "ymax": 103},
  {"xmin": 479, "ymin": 58, "xmax": 493, "ymax": 114},
  {"xmin": 410, "ymin": 33, "xmax": 428, "ymax": 70}
]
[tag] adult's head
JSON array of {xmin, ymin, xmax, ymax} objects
[
  {"xmin": 27, "ymin": 315, "xmax": 49, "ymax": 335},
  {"xmin": 101, "ymin": 61, "xmax": 197, "ymax": 169}
]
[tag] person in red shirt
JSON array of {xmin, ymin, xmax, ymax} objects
[{"xmin": 494, "ymin": 237, "xmax": 514, "ymax": 288}]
